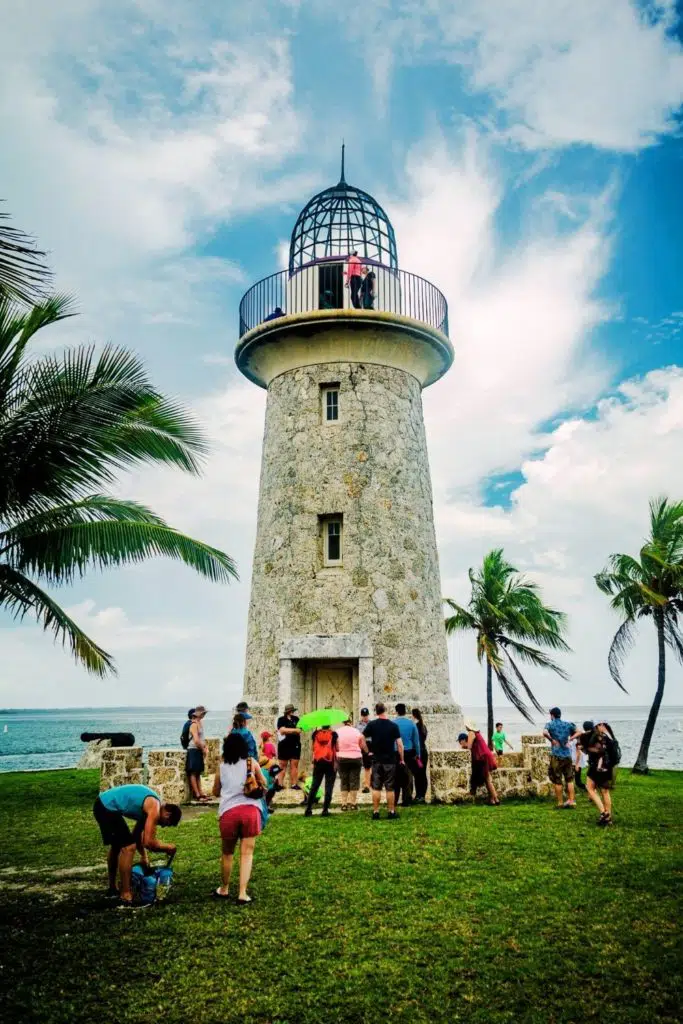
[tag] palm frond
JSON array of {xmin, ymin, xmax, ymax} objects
[
  {"xmin": 444, "ymin": 598, "xmax": 478, "ymax": 633},
  {"xmin": 502, "ymin": 649, "xmax": 550, "ymax": 715},
  {"xmin": 606, "ymin": 618, "xmax": 636, "ymax": 692},
  {"xmin": 0, "ymin": 564, "xmax": 114, "ymax": 676},
  {"xmin": 3, "ymin": 505, "xmax": 238, "ymax": 585},
  {"xmin": 0, "ymin": 209, "xmax": 52, "ymax": 306},
  {"xmin": 502, "ymin": 638, "xmax": 569, "ymax": 681},
  {"xmin": 491, "ymin": 661, "xmax": 536, "ymax": 724},
  {"xmin": 1, "ymin": 343, "xmax": 207, "ymax": 519},
  {"xmin": 664, "ymin": 614, "xmax": 683, "ymax": 667}
]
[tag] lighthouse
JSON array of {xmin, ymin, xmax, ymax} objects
[{"xmin": 236, "ymin": 153, "xmax": 463, "ymax": 755}]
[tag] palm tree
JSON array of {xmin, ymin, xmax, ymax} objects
[
  {"xmin": 0, "ymin": 292, "xmax": 237, "ymax": 676},
  {"xmin": 0, "ymin": 206, "xmax": 52, "ymax": 305},
  {"xmin": 444, "ymin": 549, "xmax": 570, "ymax": 747},
  {"xmin": 595, "ymin": 497, "xmax": 683, "ymax": 774}
]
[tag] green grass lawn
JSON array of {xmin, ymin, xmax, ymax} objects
[{"xmin": 0, "ymin": 769, "xmax": 681, "ymax": 1024}]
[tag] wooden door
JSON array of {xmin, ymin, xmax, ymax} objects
[{"xmin": 314, "ymin": 662, "xmax": 353, "ymax": 714}]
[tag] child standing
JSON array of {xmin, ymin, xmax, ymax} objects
[{"xmin": 492, "ymin": 722, "xmax": 513, "ymax": 759}]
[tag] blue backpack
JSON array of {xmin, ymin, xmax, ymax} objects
[{"xmin": 131, "ymin": 863, "xmax": 174, "ymax": 906}]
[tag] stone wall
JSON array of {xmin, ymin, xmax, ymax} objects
[
  {"xmin": 430, "ymin": 736, "xmax": 552, "ymax": 803},
  {"xmin": 243, "ymin": 360, "xmax": 461, "ymax": 742},
  {"xmin": 77, "ymin": 738, "xmax": 111, "ymax": 769},
  {"xmin": 147, "ymin": 750, "xmax": 190, "ymax": 805},
  {"xmin": 98, "ymin": 739, "xmax": 223, "ymax": 804},
  {"xmin": 99, "ymin": 746, "xmax": 143, "ymax": 792}
]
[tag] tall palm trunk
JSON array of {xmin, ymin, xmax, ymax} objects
[
  {"xmin": 633, "ymin": 610, "xmax": 666, "ymax": 774},
  {"xmin": 486, "ymin": 658, "xmax": 494, "ymax": 749}
]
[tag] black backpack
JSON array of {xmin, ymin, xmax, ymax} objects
[
  {"xmin": 604, "ymin": 729, "xmax": 621, "ymax": 767},
  {"xmin": 180, "ymin": 720, "xmax": 192, "ymax": 750}
]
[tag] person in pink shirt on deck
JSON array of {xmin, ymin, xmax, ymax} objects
[
  {"xmin": 335, "ymin": 716, "xmax": 369, "ymax": 811},
  {"xmin": 345, "ymin": 251, "xmax": 364, "ymax": 309}
]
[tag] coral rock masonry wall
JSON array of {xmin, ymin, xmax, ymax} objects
[
  {"xmin": 147, "ymin": 750, "xmax": 191, "ymax": 805},
  {"xmin": 430, "ymin": 736, "xmax": 552, "ymax": 803},
  {"xmin": 99, "ymin": 747, "xmax": 143, "ymax": 791}
]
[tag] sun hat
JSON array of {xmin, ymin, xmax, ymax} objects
[
  {"xmin": 194, "ymin": 705, "xmax": 208, "ymax": 717},
  {"xmin": 464, "ymin": 719, "xmax": 477, "ymax": 732},
  {"xmin": 284, "ymin": 703, "xmax": 297, "ymax": 713}
]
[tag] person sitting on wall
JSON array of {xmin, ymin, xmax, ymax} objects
[
  {"xmin": 263, "ymin": 306, "xmax": 284, "ymax": 321},
  {"xmin": 93, "ymin": 784, "xmax": 180, "ymax": 908}
]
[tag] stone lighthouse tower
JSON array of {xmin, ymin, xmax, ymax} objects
[{"xmin": 236, "ymin": 154, "xmax": 462, "ymax": 750}]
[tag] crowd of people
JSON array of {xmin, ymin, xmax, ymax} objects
[{"xmin": 93, "ymin": 702, "xmax": 620, "ymax": 908}]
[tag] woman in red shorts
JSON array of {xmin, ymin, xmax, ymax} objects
[{"xmin": 212, "ymin": 732, "xmax": 268, "ymax": 904}]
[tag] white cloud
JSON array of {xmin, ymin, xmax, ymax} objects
[
  {"xmin": 63, "ymin": 600, "xmax": 201, "ymax": 651},
  {"xmin": 439, "ymin": 366, "xmax": 683, "ymax": 705},
  {"xmin": 338, "ymin": 0, "xmax": 683, "ymax": 151}
]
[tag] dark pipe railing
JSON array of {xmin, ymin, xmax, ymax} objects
[{"xmin": 238, "ymin": 261, "xmax": 449, "ymax": 338}]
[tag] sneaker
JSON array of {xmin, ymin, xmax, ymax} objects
[
  {"xmin": 388, "ymin": 811, "xmax": 399, "ymax": 820},
  {"xmin": 597, "ymin": 812, "xmax": 612, "ymax": 827},
  {"xmin": 372, "ymin": 811, "xmax": 380, "ymax": 821},
  {"xmin": 562, "ymin": 801, "xmax": 577, "ymax": 809},
  {"xmin": 304, "ymin": 809, "xmax": 313, "ymax": 817},
  {"xmin": 321, "ymin": 809, "xmax": 330, "ymax": 817}
]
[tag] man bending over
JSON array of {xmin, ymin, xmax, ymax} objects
[{"xmin": 93, "ymin": 784, "xmax": 181, "ymax": 907}]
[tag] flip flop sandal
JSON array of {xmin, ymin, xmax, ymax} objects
[
  {"xmin": 235, "ymin": 897, "xmax": 253, "ymax": 906},
  {"xmin": 211, "ymin": 889, "xmax": 231, "ymax": 899}
]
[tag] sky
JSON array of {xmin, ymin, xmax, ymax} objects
[{"xmin": 1, "ymin": 0, "xmax": 682, "ymax": 712}]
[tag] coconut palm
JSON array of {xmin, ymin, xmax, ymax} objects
[
  {"xmin": 0, "ymin": 292, "xmax": 237, "ymax": 676},
  {"xmin": 444, "ymin": 549, "xmax": 570, "ymax": 746},
  {"xmin": 595, "ymin": 497, "xmax": 683, "ymax": 774},
  {"xmin": 0, "ymin": 206, "xmax": 51, "ymax": 305}
]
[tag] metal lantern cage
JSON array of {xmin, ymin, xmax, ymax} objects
[{"xmin": 288, "ymin": 158, "xmax": 398, "ymax": 273}]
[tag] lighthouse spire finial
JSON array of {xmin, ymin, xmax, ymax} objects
[{"xmin": 339, "ymin": 141, "xmax": 346, "ymax": 184}]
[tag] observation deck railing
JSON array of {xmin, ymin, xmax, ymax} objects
[{"xmin": 238, "ymin": 260, "xmax": 449, "ymax": 339}]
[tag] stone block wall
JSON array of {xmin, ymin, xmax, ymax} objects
[
  {"xmin": 99, "ymin": 747, "xmax": 143, "ymax": 792},
  {"xmin": 99, "ymin": 740, "xmax": 223, "ymax": 804},
  {"xmin": 430, "ymin": 736, "xmax": 551, "ymax": 803},
  {"xmin": 147, "ymin": 750, "xmax": 190, "ymax": 805},
  {"xmin": 77, "ymin": 738, "xmax": 111, "ymax": 770}
]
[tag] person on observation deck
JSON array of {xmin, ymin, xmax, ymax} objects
[
  {"xmin": 345, "ymin": 251, "xmax": 363, "ymax": 308},
  {"xmin": 360, "ymin": 265, "xmax": 376, "ymax": 309}
]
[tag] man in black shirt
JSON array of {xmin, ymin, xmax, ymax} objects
[
  {"xmin": 363, "ymin": 702, "xmax": 404, "ymax": 820},
  {"xmin": 276, "ymin": 703, "xmax": 302, "ymax": 791}
]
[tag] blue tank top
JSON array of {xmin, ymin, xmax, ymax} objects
[{"xmin": 100, "ymin": 785, "xmax": 159, "ymax": 820}]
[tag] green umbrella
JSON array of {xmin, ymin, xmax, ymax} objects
[{"xmin": 297, "ymin": 708, "xmax": 349, "ymax": 731}]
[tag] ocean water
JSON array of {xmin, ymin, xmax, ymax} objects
[{"xmin": 0, "ymin": 705, "xmax": 682, "ymax": 773}]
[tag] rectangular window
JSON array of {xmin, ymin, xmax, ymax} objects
[
  {"xmin": 321, "ymin": 385, "xmax": 340, "ymax": 423},
  {"xmin": 321, "ymin": 516, "xmax": 343, "ymax": 566}
]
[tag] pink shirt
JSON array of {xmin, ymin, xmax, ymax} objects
[
  {"xmin": 336, "ymin": 725, "xmax": 363, "ymax": 759},
  {"xmin": 345, "ymin": 255, "xmax": 362, "ymax": 281},
  {"xmin": 262, "ymin": 741, "xmax": 277, "ymax": 759}
]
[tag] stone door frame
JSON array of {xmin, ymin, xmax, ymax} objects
[{"xmin": 278, "ymin": 634, "xmax": 373, "ymax": 717}]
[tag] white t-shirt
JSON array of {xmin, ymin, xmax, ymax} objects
[
  {"xmin": 218, "ymin": 760, "xmax": 257, "ymax": 816},
  {"xmin": 569, "ymin": 738, "xmax": 586, "ymax": 769}
]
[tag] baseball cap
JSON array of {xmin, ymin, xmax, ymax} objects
[
  {"xmin": 458, "ymin": 732, "xmax": 468, "ymax": 742},
  {"xmin": 261, "ymin": 730, "xmax": 272, "ymax": 740},
  {"xmin": 360, "ymin": 707, "xmax": 369, "ymax": 716}
]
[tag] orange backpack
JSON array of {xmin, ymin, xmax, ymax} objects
[{"xmin": 312, "ymin": 728, "xmax": 335, "ymax": 762}]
